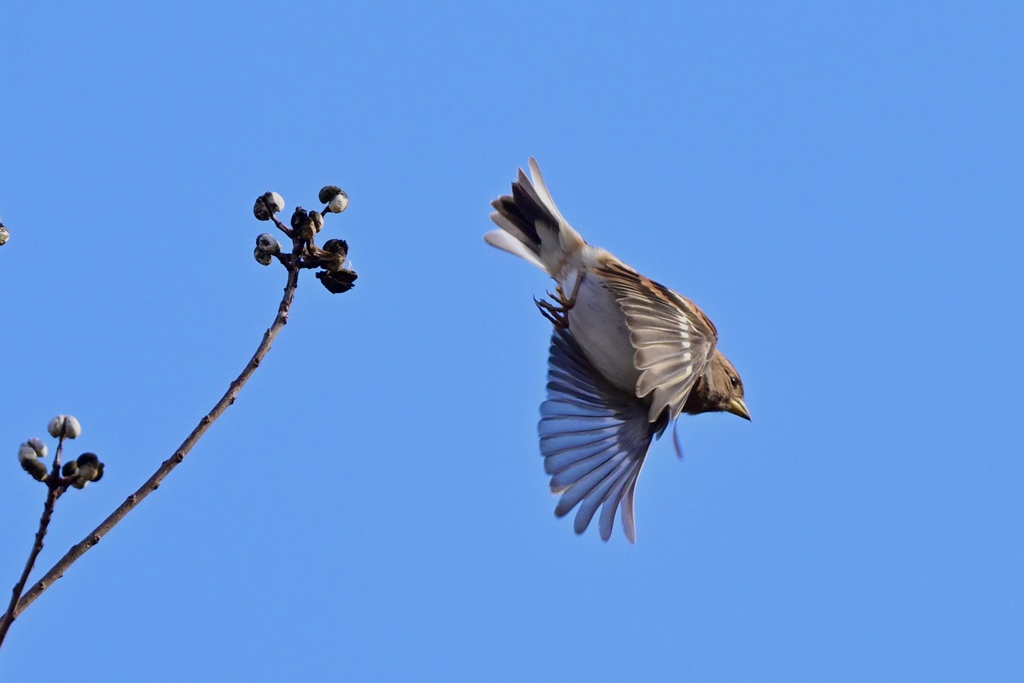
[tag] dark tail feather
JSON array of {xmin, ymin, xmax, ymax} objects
[{"xmin": 485, "ymin": 159, "xmax": 583, "ymax": 274}]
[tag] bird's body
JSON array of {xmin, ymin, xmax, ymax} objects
[
  {"xmin": 551, "ymin": 250, "xmax": 640, "ymax": 392},
  {"xmin": 486, "ymin": 159, "xmax": 749, "ymax": 543}
]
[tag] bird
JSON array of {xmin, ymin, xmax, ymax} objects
[{"xmin": 485, "ymin": 158, "xmax": 749, "ymax": 543}]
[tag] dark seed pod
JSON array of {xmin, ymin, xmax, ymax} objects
[
  {"xmin": 256, "ymin": 233, "xmax": 281, "ymax": 254},
  {"xmin": 308, "ymin": 211, "xmax": 324, "ymax": 234},
  {"xmin": 319, "ymin": 185, "xmax": 342, "ymax": 204},
  {"xmin": 254, "ymin": 247, "xmax": 272, "ymax": 266},
  {"xmin": 316, "ymin": 268, "xmax": 358, "ymax": 294}
]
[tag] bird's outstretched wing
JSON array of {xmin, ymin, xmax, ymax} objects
[
  {"xmin": 596, "ymin": 262, "xmax": 718, "ymax": 423},
  {"xmin": 540, "ymin": 328, "xmax": 667, "ymax": 543}
]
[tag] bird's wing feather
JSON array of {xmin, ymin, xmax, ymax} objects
[
  {"xmin": 596, "ymin": 263, "xmax": 718, "ymax": 422},
  {"xmin": 540, "ymin": 328, "xmax": 665, "ymax": 543}
]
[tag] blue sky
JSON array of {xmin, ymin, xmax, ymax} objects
[{"xmin": 1, "ymin": 1, "xmax": 1022, "ymax": 680}]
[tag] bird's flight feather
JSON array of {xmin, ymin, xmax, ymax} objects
[
  {"xmin": 540, "ymin": 328, "xmax": 667, "ymax": 543},
  {"xmin": 596, "ymin": 262, "xmax": 718, "ymax": 422}
]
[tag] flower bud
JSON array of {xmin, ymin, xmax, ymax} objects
[
  {"xmin": 73, "ymin": 453, "xmax": 103, "ymax": 487},
  {"xmin": 27, "ymin": 438, "xmax": 47, "ymax": 459},
  {"xmin": 47, "ymin": 415, "xmax": 65, "ymax": 438},
  {"xmin": 18, "ymin": 443, "xmax": 37, "ymax": 463},
  {"xmin": 308, "ymin": 211, "xmax": 324, "ymax": 234},
  {"xmin": 47, "ymin": 414, "xmax": 82, "ymax": 439},
  {"xmin": 0, "ymin": 223, "xmax": 8, "ymax": 246},
  {"xmin": 254, "ymin": 247, "xmax": 272, "ymax": 266},
  {"xmin": 62, "ymin": 460, "xmax": 79, "ymax": 477},
  {"xmin": 326, "ymin": 190, "xmax": 349, "ymax": 214},
  {"xmin": 63, "ymin": 416, "xmax": 82, "ymax": 439},
  {"xmin": 76, "ymin": 452, "xmax": 99, "ymax": 477},
  {"xmin": 21, "ymin": 457, "xmax": 49, "ymax": 481},
  {"xmin": 256, "ymin": 233, "xmax": 281, "ymax": 254},
  {"xmin": 77, "ymin": 452, "xmax": 99, "ymax": 467}
]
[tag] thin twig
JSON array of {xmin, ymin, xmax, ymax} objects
[
  {"xmin": 270, "ymin": 214, "xmax": 293, "ymax": 239},
  {"xmin": 0, "ymin": 438, "xmax": 67, "ymax": 646},
  {"xmin": 0, "ymin": 262, "xmax": 301, "ymax": 635}
]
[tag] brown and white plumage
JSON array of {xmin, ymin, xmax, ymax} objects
[{"xmin": 486, "ymin": 159, "xmax": 749, "ymax": 543}]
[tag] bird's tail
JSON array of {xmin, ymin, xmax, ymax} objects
[{"xmin": 485, "ymin": 158, "xmax": 585, "ymax": 276}]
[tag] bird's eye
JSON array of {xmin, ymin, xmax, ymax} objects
[{"xmin": 729, "ymin": 376, "xmax": 739, "ymax": 388}]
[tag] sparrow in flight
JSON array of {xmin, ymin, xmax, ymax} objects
[{"xmin": 485, "ymin": 159, "xmax": 750, "ymax": 543}]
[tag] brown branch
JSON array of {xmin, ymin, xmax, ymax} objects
[
  {"xmin": 0, "ymin": 439, "xmax": 67, "ymax": 646},
  {"xmin": 0, "ymin": 262, "xmax": 301, "ymax": 634},
  {"xmin": 270, "ymin": 214, "xmax": 293, "ymax": 238}
]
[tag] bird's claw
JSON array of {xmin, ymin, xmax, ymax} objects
[
  {"xmin": 534, "ymin": 276, "xmax": 583, "ymax": 330},
  {"xmin": 535, "ymin": 296, "xmax": 570, "ymax": 328}
]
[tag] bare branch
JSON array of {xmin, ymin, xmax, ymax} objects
[
  {"xmin": 2, "ymin": 262, "xmax": 301, "ymax": 629},
  {"xmin": 0, "ymin": 438, "xmax": 68, "ymax": 646}
]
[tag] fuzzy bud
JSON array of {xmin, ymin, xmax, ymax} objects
[
  {"xmin": 256, "ymin": 233, "xmax": 281, "ymax": 254},
  {"xmin": 0, "ymin": 223, "xmax": 8, "ymax": 246},
  {"xmin": 64, "ymin": 415, "xmax": 81, "ymax": 438},
  {"xmin": 62, "ymin": 460, "xmax": 79, "ymax": 477},
  {"xmin": 21, "ymin": 457, "xmax": 49, "ymax": 481},
  {"xmin": 19, "ymin": 439, "xmax": 49, "ymax": 481},
  {"xmin": 326, "ymin": 190, "xmax": 349, "ymax": 214},
  {"xmin": 27, "ymin": 438, "xmax": 47, "ymax": 459},
  {"xmin": 18, "ymin": 443, "xmax": 37, "ymax": 463},
  {"xmin": 76, "ymin": 452, "xmax": 99, "ymax": 476},
  {"xmin": 78, "ymin": 452, "xmax": 98, "ymax": 466},
  {"xmin": 254, "ymin": 247, "xmax": 272, "ymax": 266},
  {"xmin": 47, "ymin": 415, "xmax": 65, "ymax": 438},
  {"xmin": 73, "ymin": 453, "xmax": 103, "ymax": 487},
  {"xmin": 47, "ymin": 414, "xmax": 82, "ymax": 439}
]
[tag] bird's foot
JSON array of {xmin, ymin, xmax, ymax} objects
[{"xmin": 534, "ymin": 276, "xmax": 583, "ymax": 330}]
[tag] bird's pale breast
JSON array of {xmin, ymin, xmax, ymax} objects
[{"xmin": 565, "ymin": 270, "xmax": 640, "ymax": 395}]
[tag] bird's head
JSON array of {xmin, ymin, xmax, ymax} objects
[{"xmin": 684, "ymin": 349, "xmax": 750, "ymax": 420}]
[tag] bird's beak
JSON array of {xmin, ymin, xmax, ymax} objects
[{"xmin": 726, "ymin": 398, "xmax": 751, "ymax": 421}]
